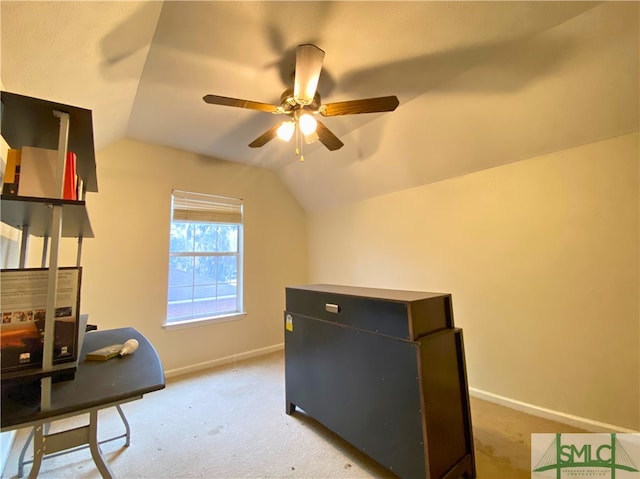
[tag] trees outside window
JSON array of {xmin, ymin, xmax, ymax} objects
[{"xmin": 166, "ymin": 191, "xmax": 243, "ymax": 324}]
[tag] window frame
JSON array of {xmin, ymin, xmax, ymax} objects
[{"xmin": 163, "ymin": 190, "xmax": 245, "ymax": 330}]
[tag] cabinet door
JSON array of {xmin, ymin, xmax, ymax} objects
[
  {"xmin": 285, "ymin": 312, "xmax": 427, "ymax": 479},
  {"xmin": 418, "ymin": 329, "xmax": 475, "ymax": 479}
]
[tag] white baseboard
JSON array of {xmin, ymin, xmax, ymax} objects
[
  {"xmin": 470, "ymin": 387, "xmax": 639, "ymax": 434},
  {"xmin": 0, "ymin": 430, "xmax": 17, "ymax": 477},
  {"xmin": 163, "ymin": 350, "xmax": 639, "ymax": 433},
  {"xmin": 164, "ymin": 343, "xmax": 284, "ymax": 379}
]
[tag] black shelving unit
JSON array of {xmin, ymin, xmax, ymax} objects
[
  {"xmin": 1, "ymin": 91, "xmax": 97, "ymax": 389},
  {"xmin": 0, "ymin": 91, "xmax": 98, "ymax": 192},
  {"xmin": 0, "ymin": 196, "xmax": 93, "ymax": 238}
]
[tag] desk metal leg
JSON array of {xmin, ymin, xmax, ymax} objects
[
  {"xmin": 115, "ymin": 405, "xmax": 131, "ymax": 447},
  {"xmin": 18, "ymin": 422, "xmax": 51, "ymax": 479},
  {"xmin": 17, "ymin": 427, "xmax": 34, "ymax": 478},
  {"xmin": 15, "ymin": 406, "xmax": 131, "ymax": 478},
  {"xmin": 27, "ymin": 425, "xmax": 44, "ymax": 479},
  {"xmin": 88, "ymin": 410, "xmax": 115, "ymax": 479}
]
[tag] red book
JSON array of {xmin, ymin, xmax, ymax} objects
[{"xmin": 63, "ymin": 151, "xmax": 77, "ymax": 200}]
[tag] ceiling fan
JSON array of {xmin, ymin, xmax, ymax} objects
[{"xmin": 203, "ymin": 44, "xmax": 399, "ymax": 160}]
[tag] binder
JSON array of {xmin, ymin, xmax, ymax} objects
[
  {"xmin": 64, "ymin": 151, "xmax": 77, "ymax": 200},
  {"xmin": 16, "ymin": 147, "xmax": 78, "ymax": 200},
  {"xmin": 2, "ymin": 148, "xmax": 21, "ymax": 196}
]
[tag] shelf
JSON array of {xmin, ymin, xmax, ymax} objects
[
  {"xmin": 0, "ymin": 195, "xmax": 94, "ymax": 238},
  {"xmin": 0, "ymin": 91, "xmax": 98, "ymax": 192},
  {"xmin": 1, "ymin": 361, "xmax": 77, "ymax": 384}
]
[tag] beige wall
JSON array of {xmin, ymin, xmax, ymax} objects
[
  {"xmin": 307, "ymin": 133, "xmax": 639, "ymax": 430},
  {"xmin": 5, "ymin": 131, "xmax": 637, "ymax": 430},
  {"xmin": 47, "ymin": 139, "xmax": 308, "ymax": 372}
]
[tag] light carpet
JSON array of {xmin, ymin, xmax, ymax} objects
[{"xmin": 2, "ymin": 351, "xmax": 585, "ymax": 479}]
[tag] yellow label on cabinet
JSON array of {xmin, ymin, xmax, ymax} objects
[{"xmin": 285, "ymin": 314, "xmax": 293, "ymax": 332}]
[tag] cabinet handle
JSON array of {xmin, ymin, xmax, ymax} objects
[{"xmin": 325, "ymin": 303, "xmax": 340, "ymax": 314}]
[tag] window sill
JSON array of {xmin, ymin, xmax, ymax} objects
[{"xmin": 163, "ymin": 312, "xmax": 247, "ymax": 331}]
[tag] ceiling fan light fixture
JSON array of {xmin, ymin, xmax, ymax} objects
[
  {"xmin": 276, "ymin": 121, "xmax": 295, "ymax": 142},
  {"xmin": 304, "ymin": 130, "xmax": 319, "ymax": 144},
  {"xmin": 298, "ymin": 113, "xmax": 317, "ymax": 135},
  {"xmin": 203, "ymin": 43, "xmax": 399, "ymax": 157}
]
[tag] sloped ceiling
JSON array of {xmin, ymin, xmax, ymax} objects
[{"xmin": 1, "ymin": 1, "xmax": 638, "ymax": 211}]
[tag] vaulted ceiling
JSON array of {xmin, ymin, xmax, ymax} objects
[{"xmin": 1, "ymin": 1, "xmax": 638, "ymax": 211}]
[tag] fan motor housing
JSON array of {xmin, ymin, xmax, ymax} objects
[{"xmin": 280, "ymin": 88, "xmax": 321, "ymax": 112}]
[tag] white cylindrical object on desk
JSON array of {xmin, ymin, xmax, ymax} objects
[{"xmin": 119, "ymin": 339, "xmax": 139, "ymax": 357}]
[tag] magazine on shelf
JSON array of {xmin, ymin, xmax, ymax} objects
[{"xmin": 0, "ymin": 267, "xmax": 82, "ymax": 373}]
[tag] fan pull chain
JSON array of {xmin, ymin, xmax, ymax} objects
[{"xmin": 295, "ymin": 122, "xmax": 304, "ymax": 162}]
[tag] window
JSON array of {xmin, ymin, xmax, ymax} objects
[{"xmin": 166, "ymin": 190, "xmax": 243, "ymax": 326}]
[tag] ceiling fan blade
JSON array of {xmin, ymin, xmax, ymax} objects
[
  {"xmin": 316, "ymin": 120, "xmax": 344, "ymax": 151},
  {"xmin": 293, "ymin": 44, "xmax": 325, "ymax": 105},
  {"xmin": 203, "ymin": 94, "xmax": 279, "ymax": 113},
  {"xmin": 248, "ymin": 124, "xmax": 281, "ymax": 148},
  {"xmin": 321, "ymin": 96, "xmax": 399, "ymax": 116}
]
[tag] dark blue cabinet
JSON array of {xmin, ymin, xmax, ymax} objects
[{"xmin": 284, "ymin": 284, "xmax": 475, "ymax": 479}]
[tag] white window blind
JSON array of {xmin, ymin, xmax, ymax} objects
[
  {"xmin": 172, "ymin": 190, "xmax": 243, "ymax": 224},
  {"xmin": 166, "ymin": 190, "xmax": 244, "ymax": 327}
]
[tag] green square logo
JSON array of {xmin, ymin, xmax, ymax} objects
[{"xmin": 532, "ymin": 433, "xmax": 640, "ymax": 479}]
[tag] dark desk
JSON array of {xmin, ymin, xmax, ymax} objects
[{"xmin": 1, "ymin": 327, "xmax": 165, "ymax": 478}]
